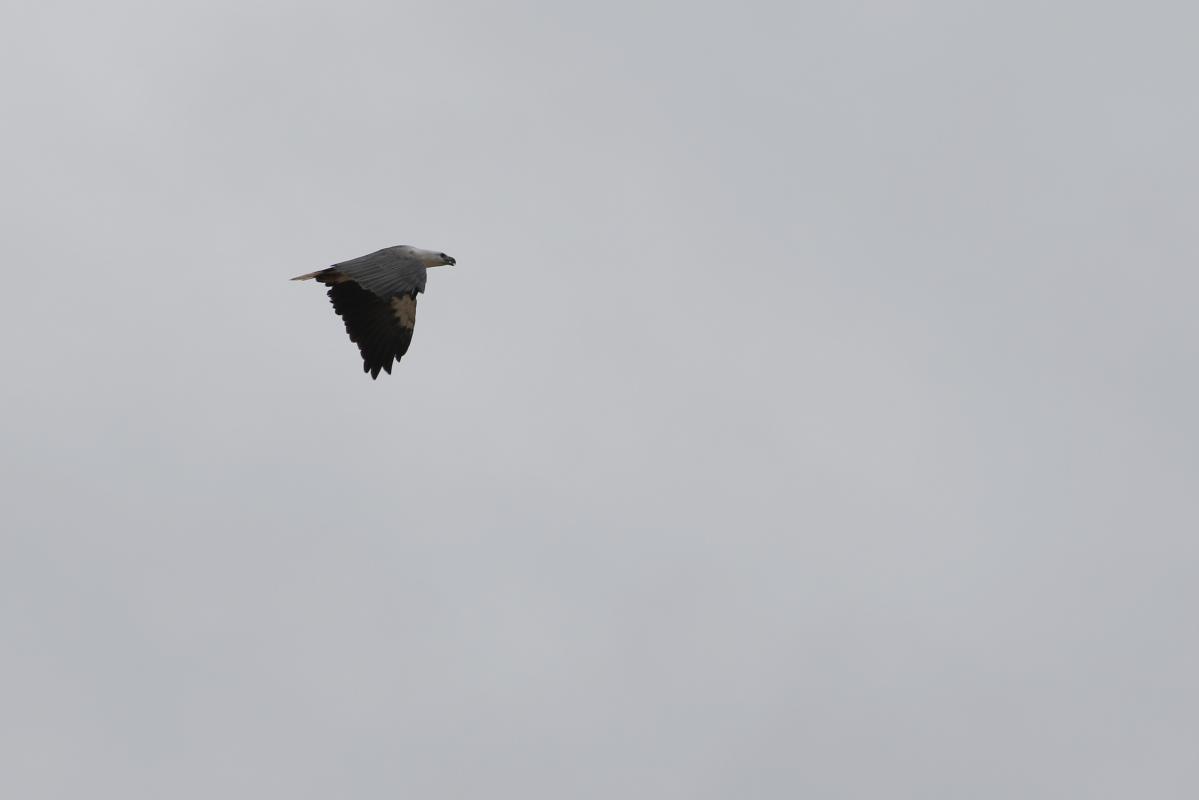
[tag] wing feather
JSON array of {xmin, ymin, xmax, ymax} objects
[{"xmin": 321, "ymin": 277, "xmax": 417, "ymax": 379}]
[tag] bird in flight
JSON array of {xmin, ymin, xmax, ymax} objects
[{"xmin": 292, "ymin": 245, "xmax": 455, "ymax": 379}]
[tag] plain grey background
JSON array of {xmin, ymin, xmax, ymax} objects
[{"xmin": 2, "ymin": 1, "xmax": 1196, "ymax": 797}]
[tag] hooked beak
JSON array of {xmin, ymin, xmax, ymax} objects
[{"xmin": 445, "ymin": 255, "xmax": 456, "ymax": 266}]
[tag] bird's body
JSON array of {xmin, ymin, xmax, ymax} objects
[{"xmin": 292, "ymin": 245, "xmax": 455, "ymax": 378}]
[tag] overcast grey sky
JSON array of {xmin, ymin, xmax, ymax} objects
[{"xmin": 2, "ymin": 1, "xmax": 1197, "ymax": 797}]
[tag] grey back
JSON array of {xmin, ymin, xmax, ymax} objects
[{"xmin": 332, "ymin": 247, "xmax": 427, "ymax": 298}]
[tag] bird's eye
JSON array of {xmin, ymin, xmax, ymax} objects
[{"xmin": 439, "ymin": 253, "xmax": 448, "ymax": 259}]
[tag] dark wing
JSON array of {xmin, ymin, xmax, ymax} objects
[
  {"xmin": 291, "ymin": 247, "xmax": 428, "ymax": 379},
  {"xmin": 318, "ymin": 273, "xmax": 418, "ymax": 379}
]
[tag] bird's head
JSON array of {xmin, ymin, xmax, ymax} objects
[{"xmin": 404, "ymin": 247, "xmax": 455, "ymax": 268}]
